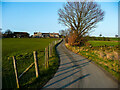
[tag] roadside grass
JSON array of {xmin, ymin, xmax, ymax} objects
[
  {"xmin": 78, "ymin": 50, "xmax": 119, "ymax": 79},
  {"xmin": 65, "ymin": 42, "xmax": 119, "ymax": 81},
  {"xmin": 2, "ymin": 38, "xmax": 60, "ymax": 88},
  {"xmin": 88, "ymin": 41, "xmax": 118, "ymax": 47}
]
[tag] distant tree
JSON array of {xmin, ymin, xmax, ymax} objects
[
  {"xmin": 59, "ymin": 29, "xmax": 70, "ymax": 39},
  {"xmin": 59, "ymin": 30, "xmax": 65, "ymax": 36},
  {"xmin": 58, "ymin": 1, "xmax": 104, "ymax": 46},
  {"xmin": 5, "ymin": 29, "xmax": 12, "ymax": 34},
  {"xmin": 99, "ymin": 34, "xmax": 102, "ymax": 37},
  {"xmin": 65, "ymin": 29, "xmax": 70, "ymax": 36},
  {"xmin": 115, "ymin": 35, "xmax": 118, "ymax": 38},
  {"xmin": 64, "ymin": 29, "xmax": 70, "ymax": 43},
  {"xmin": 4, "ymin": 29, "xmax": 13, "ymax": 38}
]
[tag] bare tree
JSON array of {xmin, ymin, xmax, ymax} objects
[
  {"xmin": 58, "ymin": 1, "xmax": 104, "ymax": 45},
  {"xmin": 59, "ymin": 29, "xmax": 70, "ymax": 37},
  {"xmin": 59, "ymin": 30, "xmax": 65, "ymax": 36},
  {"xmin": 5, "ymin": 29, "xmax": 13, "ymax": 35}
]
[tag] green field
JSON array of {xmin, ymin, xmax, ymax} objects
[
  {"xmin": 2, "ymin": 38, "xmax": 58, "ymax": 56},
  {"xmin": 109, "ymin": 38, "xmax": 119, "ymax": 41},
  {"xmin": 88, "ymin": 37, "xmax": 118, "ymax": 41},
  {"xmin": 2, "ymin": 38, "xmax": 59, "ymax": 88},
  {"xmin": 88, "ymin": 41, "xmax": 118, "ymax": 47}
]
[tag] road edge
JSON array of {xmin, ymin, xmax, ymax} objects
[{"xmin": 64, "ymin": 42, "xmax": 120, "ymax": 87}]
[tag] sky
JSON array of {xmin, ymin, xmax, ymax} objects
[
  {"xmin": 1, "ymin": 0, "xmax": 119, "ymax": 37},
  {"xmin": 1, "ymin": 0, "xmax": 120, "ymax": 2}
]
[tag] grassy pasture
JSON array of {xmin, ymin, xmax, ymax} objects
[
  {"xmin": 2, "ymin": 38, "xmax": 59, "ymax": 88},
  {"xmin": 88, "ymin": 41, "xmax": 118, "ymax": 47},
  {"xmin": 2, "ymin": 38, "xmax": 57, "ymax": 56},
  {"xmin": 88, "ymin": 37, "xmax": 118, "ymax": 41},
  {"xmin": 109, "ymin": 37, "xmax": 118, "ymax": 41}
]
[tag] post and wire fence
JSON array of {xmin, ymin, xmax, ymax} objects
[
  {"xmin": 12, "ymin": 39, "xmax": 62, "ymax": 88},
  {"xmin": 44, "ymin": 39, "xmax": 62, "ymax": 69}
]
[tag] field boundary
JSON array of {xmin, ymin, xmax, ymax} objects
[{"xmin": 12, "ymin": 39, "xmax": 63, "ymax": 88}]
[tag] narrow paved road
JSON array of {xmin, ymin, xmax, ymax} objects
[{"xmin": 43, "ymin": 41, "xmax": 118, "ymax": 88}]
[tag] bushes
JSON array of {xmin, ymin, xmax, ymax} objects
[
  {"xmin": 67, "ymin": 32, "xmax": 88, "ymax": 46},
  {"xmin": 68, "ymin": 33, "xmax": 78, "ymax": 46}
]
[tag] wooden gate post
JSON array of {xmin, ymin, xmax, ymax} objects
[
  {"xmin": 33, "ymin": 51, "xmax": 39, "ymax": 78},
  {"xmin": 13, "ymin": 56, "xmax": 20, "ymax": 88}
]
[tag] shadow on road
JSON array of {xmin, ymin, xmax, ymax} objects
[
  {"xmin": 58, "ymin": 60, "xmax": 90, "ymax": 72},
  {"xmin": 43, "ymin": 58, "xmax": 91, "ymax": 88},
  {"xmin": 59, "ymin": 74, "xmax": 90, "ymax": 88},
  {"xmin": 43, "ymin": 68, "xmax": 90, "ymax": 88},
  {"xmin": 60, "ymin": 58, "xmax": 87, "ymax": 66},
  {"xmin": 43, "ymin": 41, "xmax": 91, "ymax": 88}
]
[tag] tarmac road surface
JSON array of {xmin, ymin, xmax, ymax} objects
[{"xmin": 43, "ymin": 40, "xmax": 118, "ymax": 88}]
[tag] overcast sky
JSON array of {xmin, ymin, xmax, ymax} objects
[{"xmin": 1, "ymin": 0, "xmax": 119, "ymax": 37}]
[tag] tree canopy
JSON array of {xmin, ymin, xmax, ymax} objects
[{"xmin": 58, "ymin": 1, "xmax": 104, "ymax": 45}]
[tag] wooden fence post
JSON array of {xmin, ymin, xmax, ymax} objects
[
  {"xmin": 45, "ymin": 47, "xmax": 49, "ymax": 68},
  {"xmin": 45, "ymin": 48, "xmax": 46, "ymax": 68},
  {"xmin": 51, "ymin": 43, "xmax": 53, "ymax": 57},
  {"xmin": 33, "ymin": 51, "xmax": 39, "ymax": 78},
  {"xmin": 51, "ymin": 43, "xmax": 53, "ymax": 55},
  {"xmin": 13, "ymin": 56, "xmax": 20, "ymax": 88},
  {"xmin": 52, "ymin": 41, "xmax": 54, "ymax": 53},
  {"xmin": 50, "ymin": 44, "xmax": 52, "ymax": 57},
  {"xmin": 55, "ymin": 41, "xmax": 56, "ymax": 45},
  {"xmin": 47, "ymin": 47, "xmax": 49, "ymax": 68},
  {"xmin": 49, "ymin": 43, "xmax": 52, "ymax": 57}
]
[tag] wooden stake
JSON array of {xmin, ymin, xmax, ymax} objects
[
  {"xmin": 49, "ymin": 43, "xmax": 52, "ymax": 57},
  {"xmin": 50, "ymin": 44, "xmax": 52, "ymax": 57},
  {"xmin": 55, "ymin": 41, "xmax": 56, "ymax": 45},
  {"xmin": 13, "ymin": 56, "xmax": 19, "ymax": 88},
  {"xmin": 51, "ymin": 42, "xmax": 53, "ymax": 54},
  {"xmin": 45, "ymin": 47, "xmax": 49, "ymax": 68},
  {"xmin": 33, "ymin": 51, "xmax": 39, "ymax": 78},
  {"xmin": 45, "ymin": 48, "xmax": 47, "ymax": 69},
  {"xmin": 46, "ymin": 47, "xmax": 49, "ymax": 68}
]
